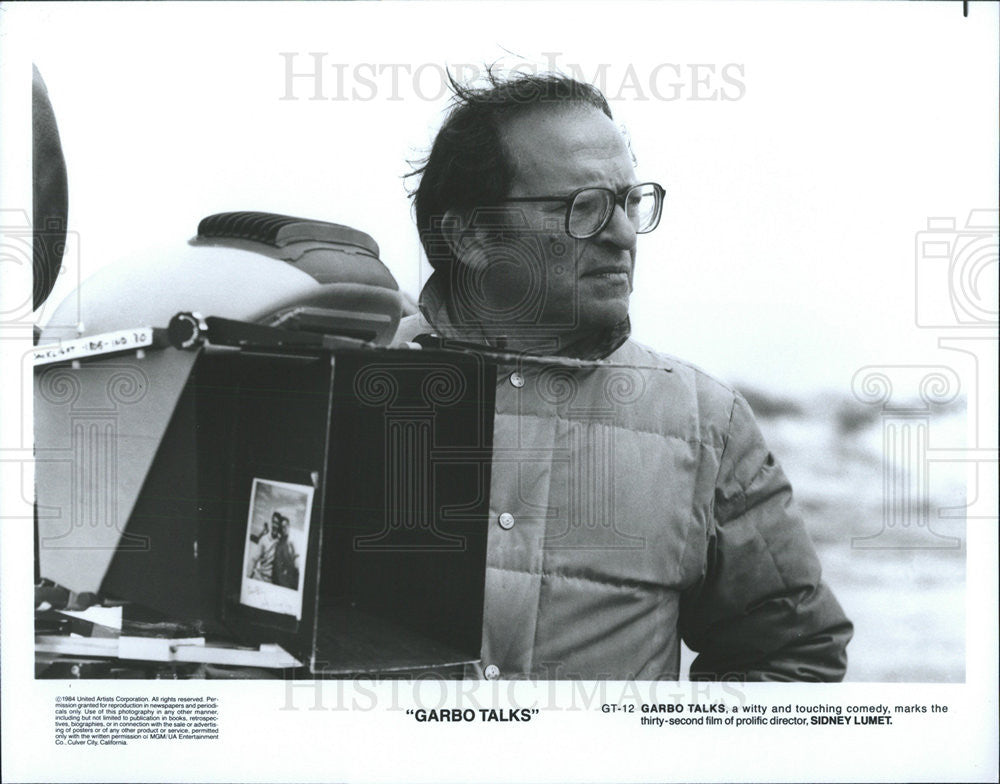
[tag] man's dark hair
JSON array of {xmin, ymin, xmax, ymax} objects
[{"xmin": 408, "ymin": 69, "xmax": 614, "ymax": 271}]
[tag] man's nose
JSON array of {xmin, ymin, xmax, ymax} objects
[{"xmin": 596, "ymin": 204, "xmax": 638, "ymax": 250}]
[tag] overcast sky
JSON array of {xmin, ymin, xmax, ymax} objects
[{"xmin": 17, "ymin": 1, "xmax": 1000, "ymax": 393}]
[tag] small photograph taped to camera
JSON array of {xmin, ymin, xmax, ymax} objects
[{"xmin": 240, "ymin": 478, "xmax": 313, "ymax": 620}]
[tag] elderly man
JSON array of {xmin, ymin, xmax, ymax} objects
[{"xmin": 396, "ymin": 72, "xmax": 852, "ymax": 680}]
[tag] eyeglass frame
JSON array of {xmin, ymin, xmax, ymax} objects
[{"xmin": 497, "ymin": 181, "xmax": 665, "ymax": 240}]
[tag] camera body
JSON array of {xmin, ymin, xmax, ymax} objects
[
  {"xmin": 34, "ymin": 212, "xmax": 495, "ymax": 677},
  {"xmin": 39, "ymin": 212, "xmax": 403, "ymax": 346}
]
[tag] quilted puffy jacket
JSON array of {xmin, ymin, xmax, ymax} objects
[{"xmin": 394, "ymin": 282, "xmax": 853, "ymax": 681}]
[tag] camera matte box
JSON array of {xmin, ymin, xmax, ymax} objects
[{"xmin": 35, "ymin": 344, "xmax": 496, "ymax": 676}]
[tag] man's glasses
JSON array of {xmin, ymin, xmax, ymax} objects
[{"xmin": 501, "ymin": 182, "xmax": 665, "ymax": 240}]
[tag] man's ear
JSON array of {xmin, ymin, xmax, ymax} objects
[{"xmin": 442, "ymin": 208, "xmax": 490, "ymax": 266}]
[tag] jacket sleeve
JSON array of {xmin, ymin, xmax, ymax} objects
[{"xmin": 679, "ymin": 393, "xmax": 853, "ymax": 681}]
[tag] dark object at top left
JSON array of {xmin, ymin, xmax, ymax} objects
[{"xmin": 33, "ymin": 65, "xmax": 69, "ymax": 311}]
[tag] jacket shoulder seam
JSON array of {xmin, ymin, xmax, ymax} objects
[{"xmin": 626, "ymin": 340, "xmax": 740, "ymax": 398}]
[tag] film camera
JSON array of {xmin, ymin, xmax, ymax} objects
[{"xmin": 34, "ymin": 212, "xmax": 496, "ymax": 678}]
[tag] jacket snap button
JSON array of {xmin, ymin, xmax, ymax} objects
[
  {"xmin": 498, "ymin": 512, "xmax": 515, "ymax": 530},
  {"xmin": 484, "ymin": 664, "xmax": 500, "ymax": 680},
  {"xmin": 509, "ymin": 372, "xmax": 525, "ymax": 388}
]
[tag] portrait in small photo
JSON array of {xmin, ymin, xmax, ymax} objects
[{"xmin": 239, "ymin": 478, "xmax": 313, "ymax": 620}]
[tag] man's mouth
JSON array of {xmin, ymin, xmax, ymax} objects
[{"xmin": 582, "ymin": 266, "xmax": 630, "ymax": 280}]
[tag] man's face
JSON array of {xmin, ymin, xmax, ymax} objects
[{"xmin": 455, "ymin": 105, "xmax": 639, "ymax": 347}]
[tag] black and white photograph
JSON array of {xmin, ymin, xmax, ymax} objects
[
  {"xmin": 240, "ymin": 479, "xmax": 311, "ymax": 619},
  {"xmin": 2, "ymin": 1, "xmax": 998, "ymax": 782}
]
